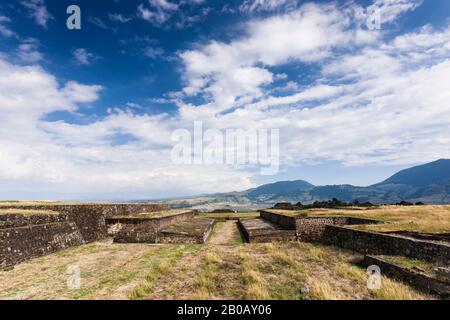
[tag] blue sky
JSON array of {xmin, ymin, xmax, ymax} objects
[{"xmin": 0, "ymin": 0, "xmax": 450, "ymax": 200}]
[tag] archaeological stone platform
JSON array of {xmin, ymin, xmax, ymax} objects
[
  {"xmin": 108, "ymin": 209, "xmax": 197, "ymax": 243},
  {"xmin": 0, "ymin": 203, "xmax": 169, "ymax": 269}
]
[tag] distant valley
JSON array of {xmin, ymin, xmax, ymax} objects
[{"xmin": 154, "ymin": 159, "xmax": 450, "ymax": 210}]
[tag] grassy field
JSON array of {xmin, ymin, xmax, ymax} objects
[
  {"xmin": 0, "ymin": 209, "xmax": 59, "ymax": 216},
  {"xmin": 0, "ymin": 218, "xmax": 435, "ymax": 300},
  {"xmin": 198, "ymin": 212, "xmax": 260, "ymax": 220},
  {"xmin": 111, "ymin": 209, "xmax": 192, "ymax": 219},
  {"xmin": 271, "ymin": 205, "xmax": 450, "ymax": 234}
]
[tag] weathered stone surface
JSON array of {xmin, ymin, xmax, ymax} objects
[
  {"xmin": 158, "ymin": 218, "xmax": 215, "ymax": 244},
  {"xmin": 113, "ymin": 222, "xmax": 158, "ymax": 243},
  {"xmin": 238, "ymin": 218, "xmax": 296, "ymax": 243},
  {"xmin": 362, "ymin": 255, "xmax": 450, "ymax": 298},
  {"xmin": 384, "ymin": 231, "xmax": 450, "ymax": 243},
  {"xmin": 295, "ymin": 216, "xmax": 380, "ymax": 242},
  {"xmin": 324, "ymin": 226, "xmax": 450, "ymax": 264},
  {"xmin": 260, "ymin": 210, "xmax": 296, "ymax": 230},
  {"xmin": 0, "ymin": 203, "xmax": 169, "ymax": 218},
  {"xmin": 259, "ymin": 210, "xmax": 450, "ymax": 265},
  {"xmin": 0, "ymin": 222, "xmax": 84, "ymax": 269},
  {"xmin": 0, "ymin": 204, "xmax": 169, "ymax": 267},
  {"xmin": 0, "ymin": 213, "xmax": 65, "ymax": 229},
  {"xmin": 111, "ymin": 210, "xmax": 195, "ymax": 243},
  {"xmin": 434, "ymin": 267, "xmax": 450, "ymax": 282}
]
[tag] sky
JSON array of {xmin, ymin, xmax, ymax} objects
[{"xmin": 0, "ymin": 0, "xmax": 450, "ymax": 200}]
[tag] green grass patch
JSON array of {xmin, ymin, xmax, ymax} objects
[
  {"xmin": 129, "ymin": 245, "xmax": 199, "ymax": 300},
  {"xmin": 380, "ymin": 255, "xmax": 438, "ymax": 274}
]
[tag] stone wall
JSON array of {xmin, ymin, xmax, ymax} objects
[
  {"xmin": 259, "ymin": 210, "xmax": 296, "ymax": 230},
  {"xmin": 0, "ymin": 203, "xmax": 169, "ymax": 218},
  {"xmin": 324, "ymin": 225, "xmax": 450, "ymax": 264},
  {"xmin": 158, "ymin": 219, "xmax": 215, "ymax": 244},
  {"xmin": 0, "ymin": 204, "xmax": 168, "ymax": 243},
  {"xmin": 111, "ymin": 211, "xmax": 195, "ymax": 243},
  {"xmin": 0, "ymin": 222, "xmax": 84, "ymax": 269},
  {"xmin": 65, "ymin": 210, "xmax": 107, "ymax": 243},
  {"xmin": 113, "ymin": 222, "xmax": 158, "ymax": 243},
  {"xmin": 0, "ymin": 213, "xmax": 65, "ymax": 229},
  {"xmin": 295, "ymin": 217, "xmax": 380, "ymax": 242},
  {"xmin": 362, "ymin": 255, "xmax": 450, "ymax": 298},
  {"xmin": 0, "ymin": 203, "xmax": 169, "ymax": 267},
  {"xmin": 238, "ymin": 218, "xmax": 296, "ymax": 243}
]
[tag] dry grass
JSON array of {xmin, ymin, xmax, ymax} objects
[
  {"xmin": 380, "ymin": 256, "xmax": 438, "ymax": 274},
  {"xmin": 207, "ymin": 221, "xmax": 245, "ymax": 245},
  {"xmin": 198, "ymin": 212, "xmax": 260, "ymax": 220},
  {"xmin": 129, "ymin": 244, "xmax": 198, "ymax": 300},
  {"xmin": 0, "ymin": 240, "xmax": 431, "ymax": 300},
  {"xmin": 0, "ymin": 201, "xmax": 112, "ymax": 206},
  {"xmin": 112, "ymin": 209, "xmax": 192, "ymax": 220},
  {"xmin": 271, "ymin": 205, "xmax": 450, "ymax": 234},
  {"xmin": 0, "ymin": 207, "xmax": 441, "ymax": 300},
  {"xmin": 0, "ymin": 209, "xmax": 59, "ymax": 216},
  {"xmin": 0, "ymin": 240, "xmax": 195, "ymax": 300}
]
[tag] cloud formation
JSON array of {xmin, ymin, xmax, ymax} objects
[
  {"xmin": 21, "ymin": 0, "xmax": 53, "ymax": 28},
  {"xmin": 2, "ymin": 0, "xmax": 450, "ymax": 199},
  {"xmin": 73, "ymin": 48, "xmax": 96, "ymax": 65}
]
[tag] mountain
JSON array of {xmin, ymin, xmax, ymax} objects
[
  {"xmin": 376, "ymin": 159, "xmax": 450, "ymax": 187},
  {"xmin": 161, "ymin": 159, "xmax": 450, "ymax": 210},
  {"xmin": 246, "ymin": 180, "xmax": 314, "ymax": 200}
]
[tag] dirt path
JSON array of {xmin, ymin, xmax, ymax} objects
[{"xmin": 207, "ymin": 221, "xmax": 243, "ymax": 245}]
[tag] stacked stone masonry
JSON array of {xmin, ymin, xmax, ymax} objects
[
  {"xmin": 0, "ymin": 221, "xmax": 84, "ymax": 269},
  {"xmin": 362, "ymin": 255, "xmax": 450, "ymax": 298},
  {"xmin": 259, "ymin": 210, "xmax": 450, "ymax": 264},
  {"xmin": 0, "ymin": 203, "xmax": 169, "ymax": 268},
  {"xmin": 238, "ymin": 218, "xmax": 296, "ymax": 243},
  {"xmin": 158, "ymin": 218, "xmax": 215, "ymax": 244},
  {"xmin": 109, "ymin": 210, "xmax": 196, "ymax": 243}
]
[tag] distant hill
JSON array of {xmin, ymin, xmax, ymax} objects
[
  {"xmin": 161, "ymin": 159, "xmax": 450, "ymax": 210},
  {"xmin": 376, "ymin": 159, "xmax": 450, "ymax": 187},
  {"xmin": 246, "ymin": 180, "xmax": 314, "ymax": 199}
]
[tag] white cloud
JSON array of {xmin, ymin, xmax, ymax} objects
[
  {"xmin": 21, "ymin": 0, "xmax": 53, "ymax": 28},
  {"xmin": 0, "ymin": 55, "xmax": 251, "ymax": 199},
  {"xmin": 143, "ymin": 46, "xmax": 164, "ymax": 59},
  {"xmin": 137, "ymin": 0, "xmax": 209, "ymax": 28},
  {"xmin": 4, "ymin": 0, "xmax": 450, "ymax": 199},
  {"xmin": 17, "ymin": 39, "xmax": 43, "ymax": 63},
  {"xmin": 0, "ymin": 15, "xmax": 16, "ymax": 38},
  {"xmin": 373, "ymin": 0, "xmax": 423, "ymax": 23},
  {"xmin": 0, "ymin": 58, "xmax": 102, "ymax": 118},
  {"xmin": 108, "ymin": 13, "xmax": 133, "ymax": 23},
  {"xmin": 73, "ymin": 48, "xmax": 95, "ymax": 65},
  {"xmin": 240, "ymin": 0, "xmax": 299, "ymax": 13},
  {"xmin": 138, "ymin": 0, "xmax": 178, "ymax": 26},
  {"xmin": 180, "ymin": 2, "xmax": 378, "ymax": 114}
]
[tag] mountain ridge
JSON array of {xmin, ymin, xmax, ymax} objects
[{"xmin": 163, "ymin": 159, "xmax": 450, "ymax": 210}]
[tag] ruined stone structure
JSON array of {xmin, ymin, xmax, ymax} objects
[
  {"xmin": 0, "ymin": 203, "xmax": 168, "ymax": 269},
  {"xmin": 362, "ymin": 255, "xmax": 450, "ymax": 298},
  {"xmin": 0, "ymin": 203, "xmax": 170, "ymax": 218},
  {"xmin": 158, "ymin": 218, "xmax": 215, "ymax": 244},
  {"xmin": 242, "ymin": 210, "xmax": 450, "ymax": 265},
  {"xmin": 0, "ymin": 212, "xmax": 84, "ymax": 269},
  {"xmin": 238, "ymin": 218, "xmax": 296, "ymax": 243},
  {"xmin": 108, "ymin": 210, "xmax": 196, "ymax": 243},
  {"xmin": 323, "ymin": 225, "xmax": 450, "ymax": 264},
  {"xmin": 237, "ymin": 209, "xmax": 450, "ymax": 296}
]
